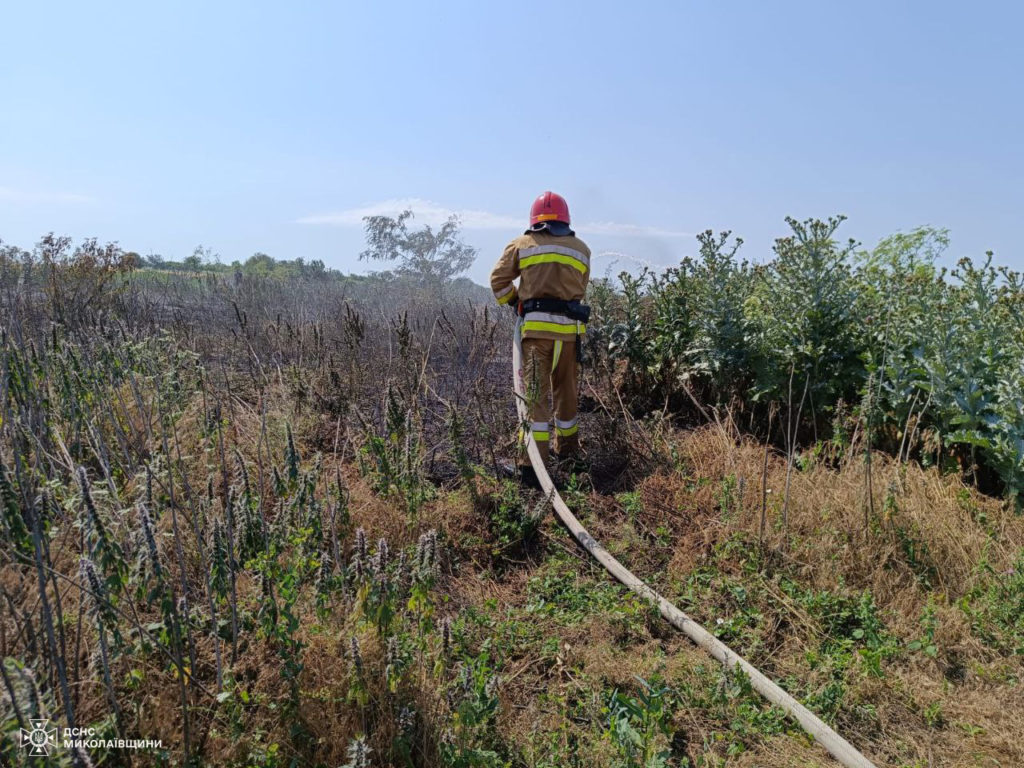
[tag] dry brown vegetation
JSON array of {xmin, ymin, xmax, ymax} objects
[
  {"xmin": 0, "ymin": 238, "xmax": 1022, "ymax": 768},
  {"xmin": 425, "ymin": 421, "xmax": 1023, "ymax": 768}
]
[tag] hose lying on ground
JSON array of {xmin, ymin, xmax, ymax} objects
[{"xmin": 511, "ymin": 321, "xmax": 879, "ymax": 768}]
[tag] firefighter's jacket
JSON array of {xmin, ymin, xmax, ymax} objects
[{"xmin": 490, "ymin": 229, "xmax": 591, "ymax": 341}]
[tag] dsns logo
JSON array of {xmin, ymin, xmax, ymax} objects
[{"xmin": 20, "ymin": 719, "xmax": 57, "ymax": 756}]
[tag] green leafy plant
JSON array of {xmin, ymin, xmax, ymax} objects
[{"xmin": 604, "ymin": 677, "xmax": 676, "ymax": 768}]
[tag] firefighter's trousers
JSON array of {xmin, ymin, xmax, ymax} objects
[{"xmin": 519, "ymin": 337, "xmax": 580, "ymax": 466}]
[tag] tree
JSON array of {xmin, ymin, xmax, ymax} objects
[
  {"xmin": 185, "ymin": 245, "xmax": 216, "ymax": 271},
  {"xmin": 359, "ymin": 210, "xmax": 476, "ymax": 284},
  {"xmin": 243, "ymin": 252, "xmax": 276, "ymax": 276}
]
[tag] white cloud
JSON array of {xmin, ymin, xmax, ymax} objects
[
  {"xmin": 0, "ymin": 186, "xmax": 96, "ymax": 205},
  {"xmin": 297, "ymin": 198, "xmax": 692, "ymax": 238}
]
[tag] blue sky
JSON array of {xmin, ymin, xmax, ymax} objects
[{"xmin": 2, "ymin": 1, "xmax": 1022, "ymax": 284}]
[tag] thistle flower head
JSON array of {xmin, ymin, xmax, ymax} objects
[
  {"xmin": 316, "ymin": 550, "xmax": 333, "ymax": 593},
  {"xmin": 355, "ymin": 527, "xmax": 368, "ymax": 560},
  {"xmin": 351, "ymin": 553, "xmax": 364, "ymax": 582},
  {"xmin": 372, "ymin": 537, "xmax": 389, "ymax": 575},
  {"xmin": 77, "ymin": 467, "xmax": 95, "ymax": 512},
  {"xmin": 79, "ymin": 557, "xmax": 105, "ymax": 610},
  {"xmin": 386, "ymin": 635, "xmax": 399, "ymax": 667},
  {"xmin": 397, "ymin": 705, "xmax": 416, "ymax": 735},
  {"xmin": 78, "ymin": 467, "xmax": 107, "ymax": 543},
  {"xmin": 395, "ymin": 549, "xmax": 408, "ymax": 585},
  {"xmin": 415, "ymin": 529, "xmax": 439, "ymax": 581},
  {"xmin": 137, "ymin": 503, "xmax": 159, "ymax": 571},
  {"xmin": 12, "ymin": 663, "xmax": 43, "ymax": 720},
  {"xmin": 213, "ymin": 518, "xmax": 226, "ymax": 551},
  {"xmin": 342, "ymin": 735, "xmax": 372, "ymax": 768},
  {"xmin": 349, "ymin": 636, "xmax": 363, "ymax": 677},
  {"xmin": 351, "ymin": 528, "xmax": 368, "ymax": 580}
]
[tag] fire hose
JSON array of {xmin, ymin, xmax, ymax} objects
[{"xmin": 511, "ymin": 317, "xmax": 878, "ymax": 768}]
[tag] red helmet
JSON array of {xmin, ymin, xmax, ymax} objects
[{"xmin": 529, "ymin": 191, "xmax": 570, "ymax": 226}]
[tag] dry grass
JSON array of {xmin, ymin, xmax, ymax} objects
[
  {"xmin": 382, "ymin": 423, "xmax": 1024, "ymax": 767},
  {"xmin": 568, "ymin": 425, "xmax": 1024, "ymax": 767}
]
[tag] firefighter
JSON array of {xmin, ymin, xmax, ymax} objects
[{"xmin": 491, "ymin": 191, "xmax": 591, "ymax": 487}]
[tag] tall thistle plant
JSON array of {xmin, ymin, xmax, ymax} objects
[
  {"xmin": 751, "ymin": 216, "xmax": 863, "ymax": 422},
  {"xmin": 856, "ymin": 228, "xmax": 947, "ymax": 450},
  {"xmin": 605, "ymin": 269, "xmax": 657, "ymax": 392},
  {"xmin": 923, "ymin": 256, "xmax": 1024, "ymax": 492},
  {"xmin": 990, "ymin": 357, "xmax": 1024, "ymax": 507},
  {"xmin": 646, "ymin": 261, "xmax": 695, "ymax": 390},
  {"xmin": 685, "ymin": 230, "xmax": 754, "ymax": 401}
]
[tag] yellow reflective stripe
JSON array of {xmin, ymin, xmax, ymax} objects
[
  {"xmin": 520, "ymin": 244, "xmax": 590, "ymax": 267},
  {"xmin": 519, "ymin": 253, "xmax": 587, "ymax": 273},
  {"xmin": 534, "ymin": 213, "xmax": 559, "ymax": 221},
  {"xmin": 552, "ymin": 340, "xmax": 562, "ymax": 371},
  {"xmin": 528, "ymin": 421, "xmax": 550, "ymax": 441},
  {"xmin": 495, "ymin": 284, "xmax": 515, "ymax": 305},
  {"xmin": 522, "ymin": 321, "xmax": 586, "ymax": 335},
  {"xmin": 556, "ymin": 423, "xmax": 578, "ymax": 437}
]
